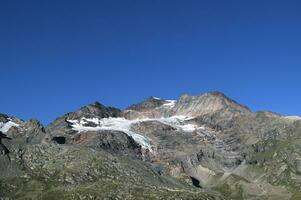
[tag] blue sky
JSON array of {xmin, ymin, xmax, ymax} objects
[{"xmin": 0, "ymin": 0, "xmax": 301, "ymax": 125}]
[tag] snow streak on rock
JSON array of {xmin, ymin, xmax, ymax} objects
[
  {"xmin": 67, "ymin": 115, "xmax": 207, "ymax": 150},
  {"xmin": 67, "ymin": 117, "xmax": 153, "ymax": 150},
  {"xmin": 0, "ymin": 120, "xmax": 19, "ymax": 133},
  {"xmin": 162, "ymin": 100, "xmax": 177, "ymax": 108}
]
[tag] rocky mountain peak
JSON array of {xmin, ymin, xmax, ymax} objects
[
  {"xmin": 126, "ymin": 96, "xmax": 166, "ymax": 112},
  {"xmin": 178, "ymin": 91, "xmax": 245, "ymax": 108},
  {"xmin": 123, "ymin": 91, "xmax": 251, "ymax": 120},
  {"xmin": 91, "ymin": 101, "xmax": 103, "ymax": 107},
  {"xmin": 207, "ymin": 91, "xmax": 249, "ymax": 110},
  {"xmin": 46, "ymin": 101, "xmax": 122, "ymax": 144},
  {"xmin": 66, "ymin": 101, "xmax": 121, "ymax": 120},
  {"xmin": 26, "ymin": 118, "xmax": 45, "ymax": 129},
  {"xmin": 173, "ymin": 92, "xmax": 250, "ymax": 117},
  {"xmin": 85, "ymin": 101, "xmax": 104, "ymax": 110}
]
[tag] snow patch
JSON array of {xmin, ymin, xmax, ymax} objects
[
  {"xmin": 179, "ymin": 124, "xmax": 197, "ymax": 132},
  {"xmin": 67, "ymin": 117, "xmax": 153, "ymax": 150},
  {"xmin": 67, "ymin": 115, "xmax": 207, "ymax": 150},
  {"xmin": 162, "ymin": 100, "xmax": 177, "ymax": 108},
  {"xmin": 157, "ymin": 115, "xmax": 194, "ymax": 127},
  {"xmin": 0, "ymin": 121, "xmax": 19, "ymax": 133},
  {"xmin": 132, "ymin": 115, "xmax": 205, "ymax": 132},
  {"xmin": 158, "ymin": 116, "xmax": 205, "ymax": 132},
  {"xmin": 152, "ymin": 96, "xmax": 161, "ymax": 100},
  {"xmin": 179, "ymin": 124, "xmax": 204, "ymax": 132}
]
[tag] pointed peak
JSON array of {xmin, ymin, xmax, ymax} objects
[
  {"xmin": 88, "ymin": 101, "xmax": 106, "ymax": 109},
  {"xmin": 28, "ymin": 118, "xmax": 44, "ymax": 125},
  {"xmin": 79, "ymin": 101, "xmax": 121, "ymax": 115},
  {"xmin": 180, "ymin": 91, "xmax": 245, "ymax": 105},
  {"xmin": 204, "ymin": 91, "xmax": 237, "ymax": 103},
  {"xmin": 126, "ymin": 96, "xmax": 165, "ymax": 111},
  {"xmin": 208, "ymin": 91, "xmax": 227, "ymax": 97},
  {"xmin": 176, "ymin": 91, "xmax": 250, "ymax": 116},
  {"xmin": 207, "ymin": 92, "xmax": 250, "ymax": 111},
  {"xmin": 47, "ymin": 101, "xmax": 121, "ymax": 131}
]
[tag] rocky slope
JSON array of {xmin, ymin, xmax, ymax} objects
[{"xmin": 1, "ymin": 92, "xmax": 301, "ymax": 200}]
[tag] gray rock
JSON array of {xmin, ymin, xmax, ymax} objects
[{"xmin": 1, "ymin": 92, "xmax": 301, "ymax": 200}]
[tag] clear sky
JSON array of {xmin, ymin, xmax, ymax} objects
[{"xmin": 1, "ymin": 0, "xmax": 301, "ymax": 125}]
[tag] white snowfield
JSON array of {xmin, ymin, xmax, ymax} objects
[
  {"xmin": 67, "ymin": 115, "xmax": 205, "ymax": 151},
  {"xmin": 0, "ymin": 120, "xmax": 19, "ymax": 133},
  {"xmin": 68, "ymin": 117, "xmax": 152, "ymax": 150},
  {"xmin": 162, "ymin": 100, "xmax": 177, "ymax": 108}
]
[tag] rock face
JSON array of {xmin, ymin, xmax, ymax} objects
[
  {"xmin": 1, "ymin": 92, "xmax": 301, "ymax": 200},
  {"xmin": 126, "ymin": 96, "xmax": 166, "ymax": 111},
  {"xmin": 0, "ymin": 114, "xmax": 46, "ymax": 178},
  {"xmin": 72, "ymin": 130, "xmax": 143, "ymax": 159}
]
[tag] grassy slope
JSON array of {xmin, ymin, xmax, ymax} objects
[{"xmin": 0, "ymin": 145, "xmax": 226, "ymax": 200}]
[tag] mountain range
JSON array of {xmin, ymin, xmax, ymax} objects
[{"xmin": 1, "ymin": 91, "xmax": 301, "ymax": 200}]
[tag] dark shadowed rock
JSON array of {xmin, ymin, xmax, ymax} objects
[{"xmin": 76, "ymin": 130, "xmax": 143, "ymax": 158}]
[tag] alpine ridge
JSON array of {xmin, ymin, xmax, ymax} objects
[{"xmin": 1, "ymin": 91, "xmax": 301, "ymax": 200}]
